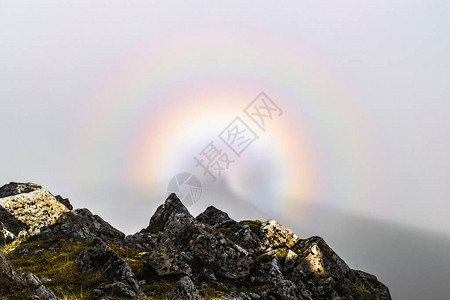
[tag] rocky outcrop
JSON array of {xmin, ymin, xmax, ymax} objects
[
  {"xmin": 145, "ymin": 193, "xmax": 194, "ymax": 235},
  {"xmin": 54, "ymin": 195, "xmax": 73, "ymax": 210},
  {"xmin": 0, "ymin": 183, "xmax": 68, "ymax": 228},
  {"xmin": 76, "ymin": 239, "xmax": 144, "ymax": 298},
  {"xmin": 36, "ymin": 208, "xmax": 125, "ymax": 245},
  {"xmin": 35, "ymin": 285, "xmax": 57, "ymax": 299},
  {"xmin": 285, "ymin": 236, "xmax": 350, "ymax": 280},
  {"xmin": 0, "ymin": 182, "xmax": 42, "ymax": 198},
  {"xmin": 0, "ymin": 182, "xmax": 69, "ymax": 244},
  {"xmin": 140, "ymin": 195, "xmax": 255, "ymax": 281},
  {"xmin": 196, "ymin": 206, "xmax": 262, "ymax": 252},
  {"xmin": 0, "ymin": 183, "xmax": 391, "ymax": 299},
  {"xmin": 259, "ymin": 219, "xmax": 299, "ymax": 249},
  {"xmin": 145, "ymin": 236, "xmax": 193, "ymax": 276},
  {"xmin": 170, "ymin": 276, "xmax": 201, "ymax": 299}
]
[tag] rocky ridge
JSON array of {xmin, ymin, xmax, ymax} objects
[{"xmin": 0, "ymin": 183, "xmax": 391, "ymax": 299}]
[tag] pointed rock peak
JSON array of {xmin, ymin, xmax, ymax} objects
[
  {"xmin": 196, "ymin": 205, "xmax": 235, "ymax": 228},
  {"xmin": 287, "ymin": 236, "xmax": 350, "ymax": 279},
  {"xmin": 146, "ymin": 193, "xmax": 193, "ymax": 234},
  {"xmin": 0, "ymin": 182, "xmax": 42, "ymax": 198},
  {"xmin": 165, "ymin": 193, "xmax": 190, "ymax": 212}
]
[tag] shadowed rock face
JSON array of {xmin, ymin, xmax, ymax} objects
[
  {"xmin": 196, "ymin": 206, "xmax": 263, "ymax": 252},
  {"xmin": 36, "ymin": 208, "xmax": 126, "ymax": 245},
  {"xmin": 76, "ymin": 239, "xmax": 144, "ymax": 298},
  {"xmin": 0, "ymin": 184, "xmax": 391, "ymax": 299},
  {"xmin": 0, "ymin": 182, "xmax": 42, "ymax": 198},
  {"xmin": 145, "ymin": 193, "xmax": 194, "ymax": 235}
]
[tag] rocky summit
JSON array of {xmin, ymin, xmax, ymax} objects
[{"xmin": 0, "ymin": 183, "xmax": 391, "ymax": 299}]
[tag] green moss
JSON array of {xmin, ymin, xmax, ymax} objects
[
  {"xmin": 0, "ymin": 276, "xmax": 34, "ymax": 299},
  {"xmin": 4, "ymin": 235, "xmax": 109, "ymax": 299},
  {"xmin": 365, "ymin": 275, "xmax": 382, "ymax": 289},
  {"xmin": 87, "ymin": 237, "xmax": 102, "ymax": 247},
  {"xmin": 344, "ymin": 283, "xmax": 373, "ymax": 300},
  {"xmin": 109, "ymin": 245, "xmax": 148, "ymax": 276},
  {"xmin": 218, "ymin": 227, "xmax": 231, "ymax": 236},
  {"xmin": 141, "ymin": 280, "xmax": 173, "ymax": 296},
  {"xmin": 239, "ymin": 220, "xmax": 262, "ymax": 234}
]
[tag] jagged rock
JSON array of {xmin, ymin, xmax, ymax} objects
[
  {"xmin": 145, "ymin": 234, "xmax": 192, "ymax": 276},
  {"xmin": 0, "ymin": 205, "xmax": 27, "ymax": 246},
  {"xmin": 35, "ymin": 285, "xmax": 56, "ymax": 299},
  {"xmin": 24, "ymin": 272, "xmax": 41, "ymax": 286},
  {"xmin": 196, "ymin": 206, "xmax": 236, "ymax": 228},
  {"xmin": 352, "ymin": 270, "xmax": 392, "ymax": 300},
  {"xmin": 175, "ymin": 221, "xmax": 254, "ymax": 280},
  {"xmin": 146, "ymin": 193, "xmax": 194, "ymax": 235},
  {"xmin": 0, "ymin": 249, "xmax": 26, "ymax": 285},
  {"xmin": 229, "ymin": 222, "xmax": 263, "ymax": 252},
  {"xmin": 37, "ymin": 208, "xmax": 125, "ymax": 245},
  {"xmin": 170, "ymin": 276, "xmax": 201, "ymax": 300},
  {"xmin": 268, "ymin": 276, "xmax": 303, "ymax": 300},
  {"xmin": 143, "ymin": 195, "xmax": 255, "ymax": 280},
  {"xmin": 0, "ymin": 183, "xmax": 69, "ymax": 229},
  {"xmin": 269, "ymin": 257, "xmax": 283, "ymax": 276},
  {"xmin": 76, "ymin": 239, "xmax": 144, "ymax": 298},
  {"xmin": 0, "ymin": 185, "xmax": 392, "ymax": 300},
  {"xmin": 259, "ymin": 220, "xmax": 299, "ymax": 249},
  {"xmin": 0, "ymin": 182, "xmax": 42, "ymax": 198},
  {"xmin": 285, "ymin": 236, "xmax": 350, "ymax": 280},
  {"xmin": 196, "ymin": 206, "xmax": 262, "ymax": 252},
  {"xmin": 54, "ymin": 195, "xmax": 73, "ymax": 210}
]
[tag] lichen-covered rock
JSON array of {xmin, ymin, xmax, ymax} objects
[
  {"xmin": 0, "ymin": 183, "xmax": 69, "ymax": 229},
  {"xmin": 268, "ymin": 276, "xmax": 303, "ymax": 300},
  {"xmin": 182, "ymin": 222, "xmax": 255, "ymax": 280},
  {"xmin": 259, "ymin": 220, "xmax": 299, "ymax": 249},
  {"xmin": 0, "ymin": 185, "xmax": 392, "ymax": 300},
  {"xmin": 24, "ymin": 272, "xmax": 41, "ymax": 286},
  {"xmin": 142, "ymin": 195, "xmax": 255, "ymax": 281},
  {"xmin": 351, "ymin": 270, "xmax": 392, "ymax": 300},
  {"xmin": 196, "ymin": 206, "xmax": 236, "ymax": 229},
  {"xmin": 35, "ymin": 285, "xmax": 56, "ymax": 299},
  {"xmin": 0, "ymin": 206, "xmax": 28, "ymax": 243},
  {"xmin": 146, "ymin": 193, "xmax": 195, "ymax": 235},
  {"xmin": 0, "ymin": 183, "xmax": 71, "ymax": 246},
  {"xmin": 196, "ymin": 206, "xmax": 262, "ymax": 252},
  {"xmin": 170, "ymin": 276, "xmax": 200, "ymax": 300},
  {"xmin": 286, "ymin": 236, "xmax": 350, "ymax": 280},
  {"xmin": 145, "ymin": 234, "xmax": 192, "ymax": 276},
  {"xmin": 76, "ymin": 239, "xmax": 144, "ymax": 298},
  {"xmin": 37, "ymin": 208, "xmax": 125, "ymax": 245}
]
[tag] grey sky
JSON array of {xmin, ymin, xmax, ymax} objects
[{"xmin": 1, "ymin": 1, "xmax": 449, "ymax": 298}]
